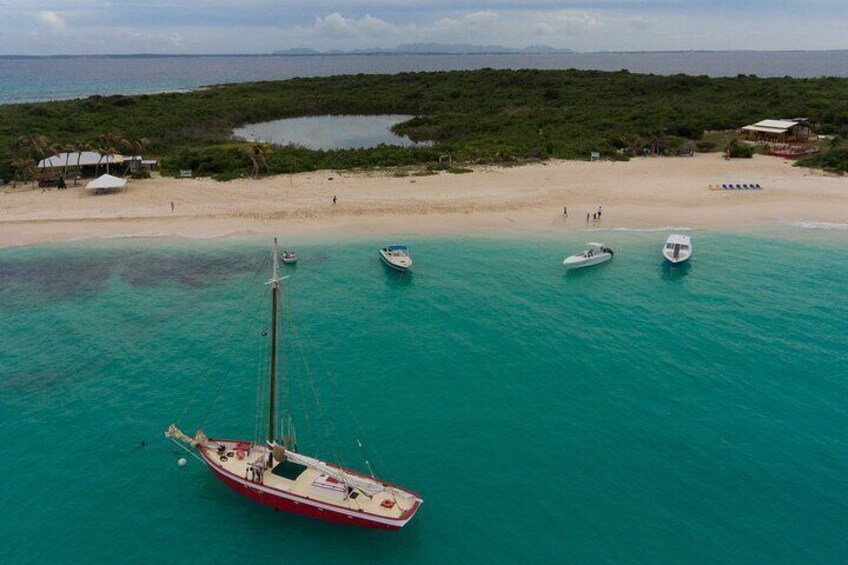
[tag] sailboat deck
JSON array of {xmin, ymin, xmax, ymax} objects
[{"xmin": 201, "ymin": 441, "xmax": 413, "ymax": 519}]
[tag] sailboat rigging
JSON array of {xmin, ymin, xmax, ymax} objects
[{"xmin": 166, "ymin": 239, "xmax": 422, "ymax": 530}]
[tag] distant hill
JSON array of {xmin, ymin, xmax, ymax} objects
[{"xmin": 272, "ymin": 43, "xmax": 573, "ymax": 56}]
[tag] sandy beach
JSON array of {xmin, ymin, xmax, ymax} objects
[{"xmin": 1, "ymin": 153, "xmax": 846, "ymax": 248}]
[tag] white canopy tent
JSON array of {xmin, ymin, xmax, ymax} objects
[{"xmin": 86, "ymin": 174, "xmax": 127, "ymax": 193}]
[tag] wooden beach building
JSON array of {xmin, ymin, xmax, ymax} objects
[{"xmin": 740, "ymin": 119, "xmax": 813, "ymax": 144}]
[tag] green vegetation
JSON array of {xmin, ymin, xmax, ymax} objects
[
  {"xmin": 725, "ymin": 138, "xmax": 755, "ymax": 158},
  {"xmin": 3, "ymin": 69, "xmax": 848, "ymax": 180},
  {"xmin": 797, "ymin": 147, "xmax": 848, "ymax": 174}
]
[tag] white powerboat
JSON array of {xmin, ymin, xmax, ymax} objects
[
  {"xmin": 663, "ymin": 234, "xmax": 692, "ymax": 265},
  {"xmin": 563, "ymin": 242, "xmax": 614, "ymax": 270},
  {"xmin": 282, "ymin": 250, "xmax": 298, "ymax": 264},
  {"xmin": 379, "ymin": 245, "xmax": 412, "ymax": 272}
]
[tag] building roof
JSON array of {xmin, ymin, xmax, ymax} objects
[
  {"xmin": 741, "ymin": 119, "xmax": 799, "ymax": 134},
  {"xmin": 38, "ymin": 151, "xmax": 123, "ymax": 169}
]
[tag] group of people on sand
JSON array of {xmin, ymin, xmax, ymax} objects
[{"xmin": 563, "ymin": 205, "xmax": 604, "ymax": 222}]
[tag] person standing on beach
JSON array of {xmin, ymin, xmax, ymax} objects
[
  {"xmin": 563, "ymin": 206, "xmax": 568, "ymax": 217},
  {"xmin": 332, "ymin": 195, "xmax": 337, "ymax": 206},
  {"xmin": 598, "ymin": 205, "xmax": 603, "ymax": 218},
  {"xmin": 586, "ymin": 212, "xmax": 590, "ymax": 223},
  {"xmin": 170, "ymin": 201, "xmax": 175, "ymax": 212}
]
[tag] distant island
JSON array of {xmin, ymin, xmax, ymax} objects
[{"xmin": 271, "ymin": 43, "xmax": 574, "ymax": 56}]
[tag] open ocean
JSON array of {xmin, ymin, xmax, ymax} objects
[
  {"xmin": 1, "ymin": 228, "xmax": 846, "ymax": 563},
  {"xmin": 2, "ymin": 51, "xmax": 848, "ymax": 104}
]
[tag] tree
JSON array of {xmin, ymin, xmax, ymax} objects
[
  {"xmin": 10, "ymin": 157, "xmax": 38, "ymax": 188},
  {"xmin": 15, "ymin": 134, "xmax": 52, "ymax": 161},
  {"xmin": 123, "ymin": 138, "xmax": 150, "ymax": 173},
  {"xmin": 70, "ymin": 141, "xmax": 87, "ymax": 185},
  {"xmin": 247, "ymin": 144, "xmax": 271, "ymax": 179},
  {"xmin": 98, "ymin": 132, "xmax": 127, "ymax": 175},
  {"xmin": 50, "ymin": 142, "xmax": 77, "ymax": 176},
  {"xmin": 725, "ymin": 138, "xmax": 754, "ymax": 159}
]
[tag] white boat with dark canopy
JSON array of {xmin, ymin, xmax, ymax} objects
[
  {"xmin": 563, "ymin": 242, "xmax": 614, "ymax": 270},
  {"xmin": 379, "ymin": 245, "xmax": 413, "ymax": 272},
  {"xmin": 282, "ymin": 250, "xmax": 298, "ymax": 264},
  {"xmin": 663, "ymin": 234, "xmax": 692, "ymax": 265},
  {"xmin": 166, "ymin": 239, "xmax": 422, "ymax": 530}
]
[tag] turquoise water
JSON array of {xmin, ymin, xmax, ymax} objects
[{"xmin": 1, "ymin": 231, "xmax": 846, "ymax": 563}]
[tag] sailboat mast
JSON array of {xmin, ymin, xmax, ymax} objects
[{"xmin": 268, "ymin": 238, "xmax": 280, "ymax": 446}]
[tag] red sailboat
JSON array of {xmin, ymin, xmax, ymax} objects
[{"xmin": 167, "ymin": 239, "xmax": 422, "ymax": 530}]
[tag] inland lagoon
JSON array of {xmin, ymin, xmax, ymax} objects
[{"xmin": 233, "ymin": 115, "xmax": 419, "ymax": 150}]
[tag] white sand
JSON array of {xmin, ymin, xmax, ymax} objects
[{"xmin": 1, "ymin": 154, "xmax": 846, "ymax": 248}]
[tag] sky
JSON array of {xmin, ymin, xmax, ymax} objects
[{"xmin": 1, "ymin": 1, "xmax": 847, "ymax": 55}]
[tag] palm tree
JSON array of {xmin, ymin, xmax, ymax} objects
[
  {"xmin": 10, "ymin": 157, "xmax": 38, "ymax": 188},
  {"xmin": 92, "ymin": 144, "xmax": 109, "ymax": 176},
  {"xmin": 247, "ymin": 144, "xmax": 270, "ymax": 179},
  {"xmin": 123, "ymin": 137, "xmax": 150, "ymax": 173},
  {"xmin": 15, "ymin": 134, "xmax": 52, "ymax": 161},
  {"xmin": 49, "ymin": 142, "xmax": 76, "ymax": 176},
  {"xmin": 69, "ymin": 141, "xmax": 86, "ymax": 185},
  {"xmin": 98, "ymin": 132, "xmax": 126, "ymax": 175}
]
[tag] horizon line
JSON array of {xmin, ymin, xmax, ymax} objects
[{"xmin": 2, "ymin": 48, "xmax": 848, "ymax": 59}]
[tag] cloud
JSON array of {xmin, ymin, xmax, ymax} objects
[
  {"xmin": 627, "ymin": 16, "xmax": 656, "ymax": 31},
  {"xmin": 37, "ymin": 10, "xmax": 67, "ymax": 30},
  {"xmin": 556, "ymin": 11, "xmax": 600, "ymax": 35},
  {"xmin": 313, "ymin": 12, "xmax": 401, "ymax": 40},
  {"xmin": 1, "ymin": 2, "xmax": 847, "ymax": 55}
]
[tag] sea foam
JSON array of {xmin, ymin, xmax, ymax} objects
[
  {"xmin": 588, "ymin": 226, "xmax": 693, "ymax": 232},
  {"xmin": 790, "ymin": 221, "xmax": 848, "ymax": 231}
]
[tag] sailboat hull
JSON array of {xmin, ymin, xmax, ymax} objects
[{"xmin": 198, "ymin": 444, "xmax": 419, "ymax": 530}]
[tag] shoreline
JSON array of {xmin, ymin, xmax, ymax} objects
[{"xmin": 1, "ymin": 154, "xmax": 846, "ymax": 249}]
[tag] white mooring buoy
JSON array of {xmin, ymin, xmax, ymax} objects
[{"xmin": 178, "ymin": 457, "xmax": 187, "ymax": 467}]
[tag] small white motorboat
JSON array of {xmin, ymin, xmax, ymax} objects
[
  {"xmin": 663, "ymin": 234, "xmax": 692, "ymax": 265},
  {"xmin": 282, "ymin": 250, "xmax": 298, "ymax": 264},
  {"xmin": 563, "ymin": 242, "xmax": 614, "ymax": 270},
  {"xmin": 379, "ymin": 245, "xmax": 412, "ymax": 272}
]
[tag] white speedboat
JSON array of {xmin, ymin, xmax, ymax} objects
[
  {"xmin": 379, "ymin": 245, "xmax": 412, "ymax": 272},
  {"xmin": 663, "ymin": 234, "xmax": 692, "ymax": 265},
  {"xmin": 563, "ymin": 242, "xmax": 614, "ymax": 270},
  {"xmin": 282, "ymin": 250, "xmax": 298, "ymax": 264}
]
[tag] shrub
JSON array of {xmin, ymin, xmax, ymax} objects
[
  {"xmin": 725, "ymin": 139, "xmax": 754, "ymax": 158},
  {"xmin": 797, "ymin": 148, "xmax": 848, "ymax": 174}
]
